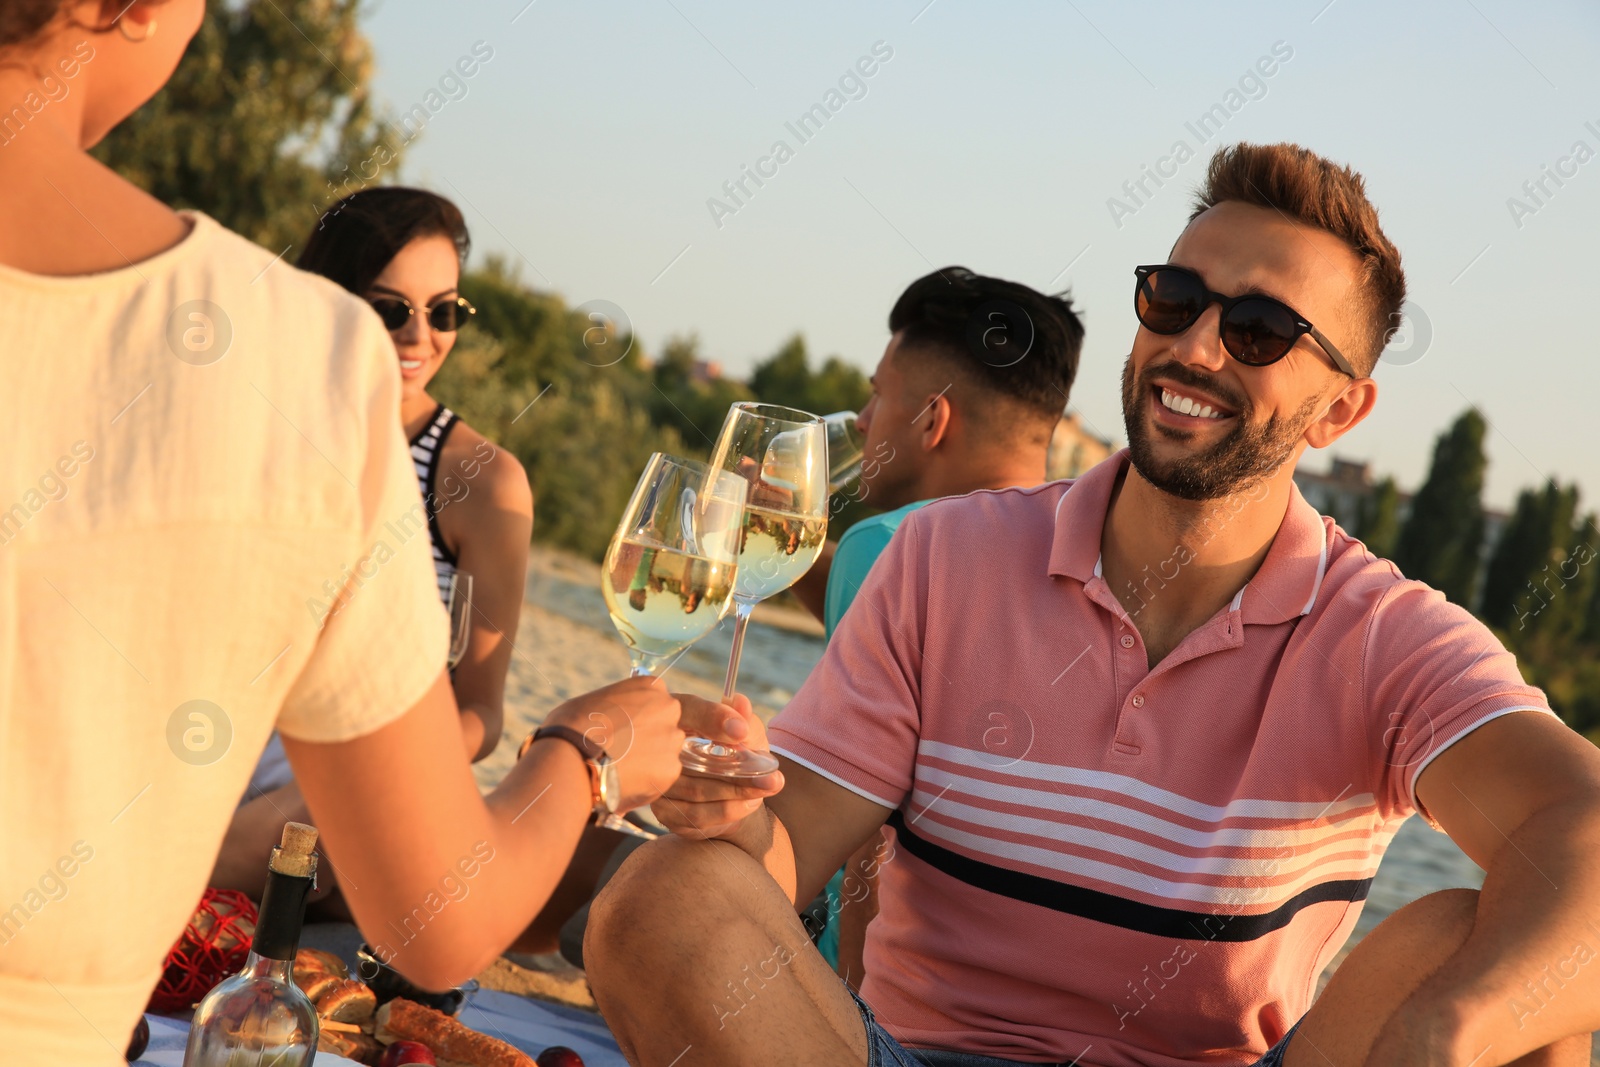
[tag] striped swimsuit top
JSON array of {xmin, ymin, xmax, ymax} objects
[{"xmin": 410, "ymin": 402, "xmax": 460, "ymax": 607}]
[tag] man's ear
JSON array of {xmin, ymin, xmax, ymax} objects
[
  {"xmin": 917, "ymin": 390, "xmax": 953, "ymax": 453},
  {"xmin": 1305, "ymin": 376, "xmax": 1378, "ymax": 450}
]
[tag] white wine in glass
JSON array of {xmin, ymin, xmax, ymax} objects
[
  {"xmin": 602, "ymin": 454, "xmax": 747, "ymax": 678},
  {"xmin": 687, "ymin": 402, "xmax": 828, "ymax": 780}
]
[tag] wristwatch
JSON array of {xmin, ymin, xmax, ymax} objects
[{"xmin": 518, "ymin": 725, "xmax": 621, "ymax": 828}]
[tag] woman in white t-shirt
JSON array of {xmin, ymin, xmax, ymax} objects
[{"xmin": 0, "ymin": 4, "xmax": 712, "ymax": 1062}]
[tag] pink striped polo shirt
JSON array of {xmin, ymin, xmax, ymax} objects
[{"xmin": 768, "ymin": 451, "xmax": 1556, "ymax": 1066}]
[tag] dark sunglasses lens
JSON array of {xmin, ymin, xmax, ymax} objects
[
  {"xmin": 429, "ymin": 300, "xmax": 472, "ymax": 332},
  {"xmin": 1221, "ymin": 299, "xmax": 1298, "ymax": 365},
  {"xmin": 427, "ymin": 302, "xmax": 458, "ymax": 332},
  {"xmin": 370, "ymin": 299, "xmax": 410, "ymax": 332},
  {"xmin": 1137, "ymin": 270, "xmax": 1206, "ymax": 334}
]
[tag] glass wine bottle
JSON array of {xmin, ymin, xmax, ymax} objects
[{"xmin": 182, "ymin": 823, "xmax": 320, "ymax": 1066}]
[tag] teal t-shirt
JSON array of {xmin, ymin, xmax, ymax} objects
[
  {"xmin": 822, "ymin": 500, "xmax": 933, "ymax": 639},
  {"xmin": 816, "ymin": 500, "xmax": 930, "ymax": 968}
]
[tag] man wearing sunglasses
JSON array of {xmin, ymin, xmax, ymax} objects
[{"xmin": 586, "ymin": 143, "xmax": 1600, "ymax": 1067}]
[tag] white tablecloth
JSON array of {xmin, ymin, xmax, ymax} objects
[{"xmin": 134, "ymin": 990, "xmax": 626, "ymax": 1067}]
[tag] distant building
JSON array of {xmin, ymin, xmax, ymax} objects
[
  {"xmin": 690, "ymin": 359, "xmax": 723, "ymax": 384},
  {"xmin": 1047, "ymin": 411, "xmax": 1115, "ymax": 481},
  {"xmin": 1293, "ymin": 457, "xmax": 1390, "ymax": 531}
]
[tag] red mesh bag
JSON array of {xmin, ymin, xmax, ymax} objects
[{"xmin": 147, "ymin": 888, "xmax": 258, "ymax": 1013}]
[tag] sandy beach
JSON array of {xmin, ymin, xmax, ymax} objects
[{"xmin": 475, "ymin": 545, "xmax": 1597, "ymax": 1063}]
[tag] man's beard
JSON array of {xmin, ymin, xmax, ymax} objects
[{"xmin": 1121, "ymin": 356, "xmax": 1321, "ymax": 501}]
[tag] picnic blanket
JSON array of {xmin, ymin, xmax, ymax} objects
[{"xmin": 133, "ymin": 989, "xmax": 627, "ymax": 1066}]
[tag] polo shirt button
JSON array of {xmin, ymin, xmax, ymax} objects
[
  {"xmin": 1120, "ymin": 634, "xmax": 1135, "ymax": 649},
  {"xmin": 1131, "ymin": 694, "xmax": 1145, "ymax": 708}
]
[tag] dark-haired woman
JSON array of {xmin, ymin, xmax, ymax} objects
[
  {"xmin": 301, "ymin": 186, "xmax": 534, "ymax": 764},
  {"xmin": 212, "ymin": 188, "xmax": 533, "ymax": 901}
]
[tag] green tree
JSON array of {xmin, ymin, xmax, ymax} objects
[
  {"xmin": 806, "ymin": 354, "xmax": 872, "ymax": 415},
  {"xmin": 648, "ymin": 335, "xmax": 754, "ymax": 448},
  {"xmin": 94, "ymin": 0, "xmax": 401, "ymax": 253},
  {"xmin": 1480, "ymin": 480, "xmax": 1580, "ymax": 633},
  {"xmin": 429, "ymin": 262, "xmax": 683, "ymax": 559},
  {"xmin": 748, "ymin": 334, "xmax": 870, "ymax": 417},
  {"xmin": 1581, "ymin": 522, "xmax": 1600, "ymax": 647},
  {"xmin": 1392, "ymin": 409, "xmax": 1488, "ymax": 608},
  {"xmin": 749, "ymin": 334, "xmax": 814, "ymax": 409},
  {"xmin": 1354, "ymin": 476, "xmax": 1402, "ymax": 559}
]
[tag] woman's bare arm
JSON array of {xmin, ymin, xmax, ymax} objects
[{"xmin": 436, "ymin": 434, "xmax": 534, "ymax": 761}]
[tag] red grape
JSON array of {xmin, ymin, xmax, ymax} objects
[{"xmin": 537, "ymin": 1047, "xmax": 586, "ymax": 1067}]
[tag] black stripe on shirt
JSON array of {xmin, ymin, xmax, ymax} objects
[{"xmin": 884, "ymin": 810, "xmax": 1370, "ymax": 943}]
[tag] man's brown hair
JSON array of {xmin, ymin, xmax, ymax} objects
[{"xmin": 1190, "ymin": 142, "xmax": 1406, "ymax": 376}]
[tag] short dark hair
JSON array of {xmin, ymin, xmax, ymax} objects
[
  {"xmin": 887, "ymin": 267, "xmax": 1084, "ymax": 424},
  {"xmin": 296, "ymin": 187, "xmax": 470, "ymax": 296},
  {"xmin": 1190, "ymin": 143, "xmax": 1405, "ymax": 375}
]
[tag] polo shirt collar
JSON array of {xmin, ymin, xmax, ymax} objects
[{"xmin": 1047, "ymin": 449, "xmax": 1331, "ymax": 626}]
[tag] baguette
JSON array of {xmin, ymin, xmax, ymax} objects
[{"xmin": 374, "ymin": 998, "xmax": 535, "ymax": 1067}]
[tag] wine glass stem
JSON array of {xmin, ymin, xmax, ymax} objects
[{"xmin": 720, "ymin": 599, "xmax": 756, "ymax": 703}]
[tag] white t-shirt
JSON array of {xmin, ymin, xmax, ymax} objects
[{"xmin": 0, "ymin": 213, "xmax": 449, "ymax": 1064}]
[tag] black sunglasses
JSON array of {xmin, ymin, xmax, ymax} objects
[
  {"xmin": 367, "ymin": 294, "xmax": 476, "ymax": 334},
  {"xmin": 1133, "ymin": 265, "xmax": 1356, "ymax": 377}
]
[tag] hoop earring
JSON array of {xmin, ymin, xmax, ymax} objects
[{"xmin": 118, "ymin": 18, "xmax": 157, "ymax": 42}]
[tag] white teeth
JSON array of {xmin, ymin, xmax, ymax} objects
[
  {"xmin": 1159, "ymin": 388, "xmax": 1227, "ymax": 419},
  {"xmin": 400, "ymin": 359, "xmax": 423, "ymax": 370}
]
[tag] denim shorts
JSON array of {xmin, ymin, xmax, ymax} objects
[{"xmin": 852, "ymin": 987, "xmax": 1301, "ymax": 1067}]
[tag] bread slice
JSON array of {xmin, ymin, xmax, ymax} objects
[
  {"xmin": 296, "ymin": 971, "xmax": 343, "ymax": 1002},
  {"xmin": 319, "ymin": 1026, "xmax": 383, "ymax": 1065},
  {"xmin": 316, "ymin": 978, "xmax": 378, "ymax": 1024},
  {"xmin": 295, "ymin": 947, "xmax": 350, "ymax": 981}
]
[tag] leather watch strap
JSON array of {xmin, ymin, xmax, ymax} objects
[
  {"xmin": 519, "ymin": 725, "xmax": 603, "ymax": 812},
  {"xmin": 519, "ymin": 723, "xmax": 602, "ymax": 762}
]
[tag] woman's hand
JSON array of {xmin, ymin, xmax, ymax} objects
[{"xmin": 544, "ymin": 675, "xmax": 687, "ymax": 812}]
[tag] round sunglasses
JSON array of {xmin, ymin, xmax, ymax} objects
[
  {"xmin": 1133, "ymin": 265, "xmax": 1355, "ymax": 377},
  {"xmin": 367, "ymin": 294, "xmax": 476, "ymax": 334}
]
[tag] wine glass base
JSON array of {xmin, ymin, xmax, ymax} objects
[{"xmin": 679, "ymin": 737, "xmax": 781, "ymax": 779}]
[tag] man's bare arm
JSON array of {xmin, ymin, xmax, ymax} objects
[
  {"xmin": 1380, "ymin": 711, "xmax": 1600, "ymax": 1065},
  {"xmin": 285, "ymin": 671, "xmax": 686, "ymax": 990}
]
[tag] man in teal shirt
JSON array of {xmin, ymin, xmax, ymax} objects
[{"xmin": 793, "ymin": 266, "xmax": 1086, "ymax": 981}]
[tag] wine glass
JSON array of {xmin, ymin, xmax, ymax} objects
[
  {"xmin": 823, "ymin": 411, "xmax": 865, "ymax": 493},
  {"xmin": 687, "ymin": 403, "xmax": 828, "ymax": 780},
  {"xmin": 445, "ymin": 572, "xmax": 473, "ymax": 670},
  {"xmin": 602, "ymin": 454, "xmax": 747, "ymax": 679}
]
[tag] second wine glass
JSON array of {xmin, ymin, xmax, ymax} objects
[{"xmin": 688, "ymin": 402, "xmax": 829, "ymax": 780}]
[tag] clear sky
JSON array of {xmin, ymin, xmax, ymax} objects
[{"xmin": 359, "ymin": 0, "xmax": 1600, "ymax": 511}]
